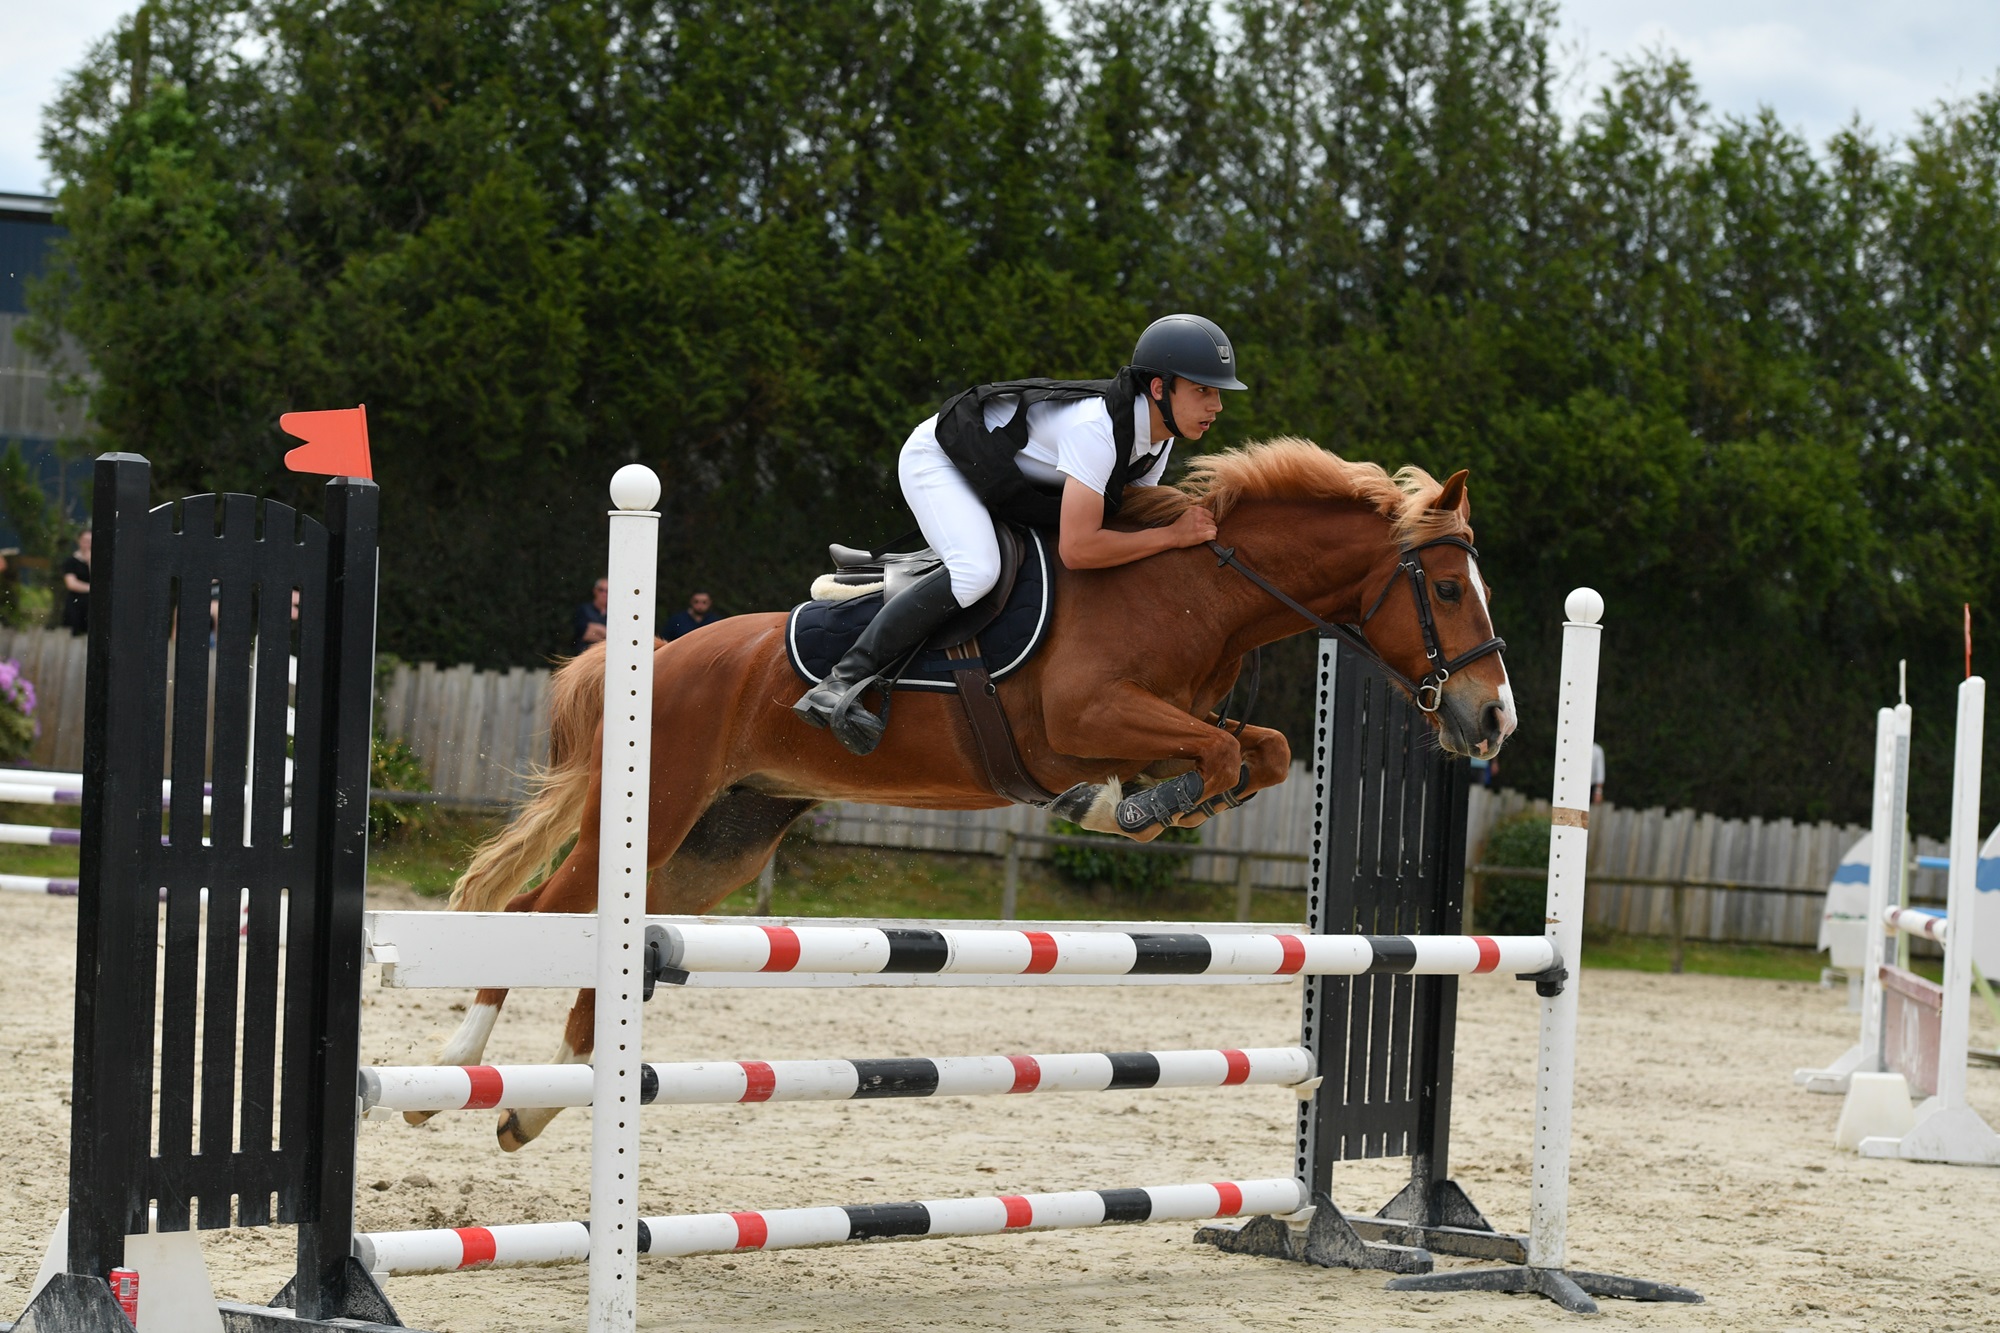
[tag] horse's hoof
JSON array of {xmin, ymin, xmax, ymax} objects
[
  {"xmin": 1048, "ymin": 782, "xmax": 1100, "ymax": 823},
  {"xmin": 497, "ymin": 1110, "xmax": 531, "ymax": 1152},
  {"xmin": 403, "ymin": 1109, "xmax": 437, "ymax": 1127}
]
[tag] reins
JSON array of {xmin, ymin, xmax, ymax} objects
[{"xmin": 1206, "ymin": 534, "xmax": 1507, "ymax": 715}]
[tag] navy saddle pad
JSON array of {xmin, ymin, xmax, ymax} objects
[{"xmin": 786, "ymin": 529, "xmax": 1054, "ymax": 693}]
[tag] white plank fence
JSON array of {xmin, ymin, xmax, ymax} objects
[{"xmin": 0, "ymin": 626, "xmax": 1926, "ymax": 945}]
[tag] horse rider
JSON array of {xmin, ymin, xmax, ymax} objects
[{"xmin": 792, "ymin": 314, "xmax": 1247, "ymax": 755}]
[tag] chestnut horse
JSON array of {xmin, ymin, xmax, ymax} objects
[{"xmin": 419, "ymin": 438, "xmax": 1517, "ymax": 1148}]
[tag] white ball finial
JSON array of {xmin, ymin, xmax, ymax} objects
[
  {"xmin": 1565, "ymin": 586, "xmax": 1604, "ymax": 625},
  {"xmin": 609, "ymin": 464, "xmax": 661, "ymax": 512}
]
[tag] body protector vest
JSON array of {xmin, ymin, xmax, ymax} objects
[{"xmin": 933, "ymin": 369, "xmax": 1162, "ymax": 530}]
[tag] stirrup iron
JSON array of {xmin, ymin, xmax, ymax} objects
[{"xmin": 826, "ymin": 673, "xmax": 893, "ymax": 755}]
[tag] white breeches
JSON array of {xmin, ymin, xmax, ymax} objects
[{"xmin": 899, "ymin": 421, "xmax": 1003, "ymax": 608}]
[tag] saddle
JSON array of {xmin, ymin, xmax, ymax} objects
[
  {"xmin": 804, "ymin": 520, "xmax": 1055, "ymax": 805},
  {"xmin": 819, "ymin": 518, "xmax": 1027, "ymax": 651}
]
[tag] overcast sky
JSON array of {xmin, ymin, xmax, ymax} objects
[{"xmin": 2, "ymin": 1, "xmax": 1997, "ymax": 197}]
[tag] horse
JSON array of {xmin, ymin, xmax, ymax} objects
[{"xmin": 417, "ymin": 438, "xmax": 1517, "ymax": 1149}]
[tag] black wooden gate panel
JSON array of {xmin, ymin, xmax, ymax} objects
[
  {"xmin": 66, "ymin": 454, "xmax": 378, "ymax": 1317},
  {"xmin": 1297, "ymin": 636, "xmax": 1471, "ymax": 1207}
]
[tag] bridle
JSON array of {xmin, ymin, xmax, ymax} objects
[{"xmin": 1207, "ymin": 534, "xmax": 1507, "ymax": 714}]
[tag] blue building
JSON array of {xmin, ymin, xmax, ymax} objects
[{"xmin": 0, "ymin": 192, "xmax": 90, "ymax": 548}]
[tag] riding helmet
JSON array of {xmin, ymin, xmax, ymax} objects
[{"xmin": 1129, "ymin": 314, "xmax": 1247, "ymax": 391}]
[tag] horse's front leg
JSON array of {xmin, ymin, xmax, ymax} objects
[
  {"xmin": 1155, "ymin": 722, "xmax": 1291, "ymax": 829},
  {"xmin": 1044, "ymin": 681, "xmax": 1245, "ymax": 840}
]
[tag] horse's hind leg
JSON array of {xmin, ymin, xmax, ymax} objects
[
  {"xmin": 404, "ymin": 873, "xmax": 578, "ymax": 1125},
  {"xmin": 400, "ymin": 986, "xmax": 512, "ymax": 1127},
  {"xmin": 648, "ymin": 786, "xmax": 818, "ymax": 912},
  {"xmin": 497, "ymin": 786, "xmax": 816, "ymax": 1150},
  {"xmin": 496, "ymin": 997, "xmax": 596, "ymax": 1150}
]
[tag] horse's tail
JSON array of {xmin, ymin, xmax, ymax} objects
[{"xmin": 448, "ymin": 644, "xmax": 608, "ymax": 913}]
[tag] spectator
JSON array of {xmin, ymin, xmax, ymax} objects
[
  {"xmin": 59, "ymin": 530, "xmax": 91, "ymax": 637},
  {"xmin": 0, "ymin": 548, "xmax": 17, "ymax": 627},
  {"xmin": 666, "ymin": 590, "xmax": 722, "ymax": 642},
  {"xmin": 572, "ymin": 577, "xmax": 608, "ymax": 655},
  {"xmin": 1591, "ymin": 742, "xmax": 1606, "ymax": 805}
]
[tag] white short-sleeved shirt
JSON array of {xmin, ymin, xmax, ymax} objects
[{"xmin": 981, "ymin": 395, "xmax": 1171, "ymax": 496}]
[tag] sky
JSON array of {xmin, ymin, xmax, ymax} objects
[{"xmin": 1, "ymin": 1, "xmax": 1997, "ymax": 197}]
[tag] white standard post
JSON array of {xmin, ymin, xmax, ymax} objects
[
  {"xmin": 1936, "ymin": 677, "xmax": 1983, "ymax": 1115},
  {"xmin": 1526, "ymin": 587, "xmax": 1603, "ymax": 1273},
  {"xmin": 1795, "ymin": 706, "xmax": 1901, "ymax": 1090},
  {"xmin": 590, "ymin": 465, "xmax": 661, "ymax": 1333},
  {"xmin": 1857, "ymin": 706, "xmax": 1911, "ymax": 1076},
  {"xmin": 1878, "ymin": 673, "xmax": 2000, "ymax": 1164}
]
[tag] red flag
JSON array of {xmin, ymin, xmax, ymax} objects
[{"xmin": 280, "ymin": 405, "xmax": 373, "ymax": 480}]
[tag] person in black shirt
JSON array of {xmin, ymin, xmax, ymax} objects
[
  {"xmin": 59, "ymin": 531, "xmax": 90, "ymax": 636},
  {"xmin": 666, "ymin": 591, "xmax": 721, "ymax": 641},
  {"xmin": 572, "ymin": 577, "xmax": 608, "ymax": 655}
]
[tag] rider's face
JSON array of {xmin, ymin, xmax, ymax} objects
[{"xmin": 1153, "ymin": 378, "xmax": 1224, "ymax": 439}]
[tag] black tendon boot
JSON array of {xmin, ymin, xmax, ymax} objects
[{"xmin": 792, "ymin": 565, "xmax": 965, "ymax": 755}]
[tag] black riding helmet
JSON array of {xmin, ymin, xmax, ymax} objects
[{"xmin": 1129, "ymin": 313, "xmax": 1246, "ymax": 439}]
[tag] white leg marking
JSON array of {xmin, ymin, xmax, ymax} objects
[
  {"xmin": 1078, "ymin": 779, "xmax": 1125, "ymax": 835},
  {"xmin": 500, "ymin": 1037, "xmax": 587, "ymax": 1149},
  {"xmin": 1467, "ymin": 555, "xmax": 1519, "ymax": 737},
  {"xmin": 437, "ymin": 1001, "xmax": 501, "ymax": 1067}
]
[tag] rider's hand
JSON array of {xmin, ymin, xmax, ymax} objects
[{"xmin": 1169, "ymin": 505, "xmax": 1219, "ymax": 547}]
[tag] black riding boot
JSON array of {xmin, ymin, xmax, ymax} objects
[{"xmin": 792, "ymin": 565, "xmax": 964, "ymax": 755}]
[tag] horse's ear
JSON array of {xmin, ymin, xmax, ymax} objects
[{"xmin": 1433, "ymin": 470, "xmax": 1470, "ymax": 515}]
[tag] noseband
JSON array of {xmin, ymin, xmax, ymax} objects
[{"xmin": 1208, "ymin": 534, "xmax": 1507, "ymax": 714}]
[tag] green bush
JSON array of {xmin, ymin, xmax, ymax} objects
[
  {"xmin": 1478, "ymin": 813, "xmax": 1550, "ymax": 936},
  {"xmin": 1047, "ymin": 817, "xmax": 1203, "ymax": 898},
  {"xmin": 369, "ymin": 735, "xmax": 435, "ymax": 840}
]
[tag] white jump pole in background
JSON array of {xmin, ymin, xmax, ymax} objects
[
  {"xmin": 1860, "ymin": 675, "xmax": 2000, "ymax": 1166},
  {"xmin": 1795, "ymin": 703, "xmax": 1912, "ymax": 1092},
  {"xmin": 1388, "ymin": 588, "xmax": 1701, "ymax": 1312},
  {"xmin": 590, "ymin": 465, "xmax": 661, "ymax": 1333}
]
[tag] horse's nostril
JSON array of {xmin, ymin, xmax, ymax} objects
[{"xmin": 1480, "ymin": 699, "xmax": 1512, "ymax": 740}]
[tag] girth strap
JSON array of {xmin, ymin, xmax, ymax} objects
[{"xmin": 945, "ymin": 637, "xmax": 1058, "ymax": 805}]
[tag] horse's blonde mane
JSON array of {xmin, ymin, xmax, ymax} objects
[{"xmin": 1118, "ymin": 437, "xmax": 1470, "ymax": 545}]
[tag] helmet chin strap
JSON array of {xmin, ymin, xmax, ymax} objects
[{"xmin": 1150, "ymin": 374, "xmax": 1187, "ymax": 440}]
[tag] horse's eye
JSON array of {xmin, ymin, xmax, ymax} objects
[{"xmin": 1435, "ymin": 580, "xmax": 1461, "ymax": 603}]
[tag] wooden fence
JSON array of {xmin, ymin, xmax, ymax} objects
[
  {"xmin": 1462, "ymin": 786, "xmax": 1946, "ymax": 948},
  {"xmin": 0, "ymin": 628, "xmax": 554, "ymax": 802},
  {"xmin": 374, "ymin": 660, "xmax": 550, "ymax": 802},
  {"xmin": 0, "ymin": 626, "xmax": 1937, "ymax": 946}
]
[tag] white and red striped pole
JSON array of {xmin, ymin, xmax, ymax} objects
[
  {"xmin": 356, "ymin": 1178, "xmax": 1307, "ymax": 1277},
  {"xmin": 1882, "ymin": 905, "xmax": 1948, "ymax": 944},
  {"xmin": 360, "ymin": 1046, "xmax": 1316, "ymax": 1113},
  {"xmin": 645, "ymin": 923, "xmax": 1557, "ymax": 978},
  {"xmin": 1526, "ymin": 587, "xmax": 1602, "ymax": 1273},
  {"xmin": 591, "ymin": 465, "xmax": 660, "ymax": 1333}
]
